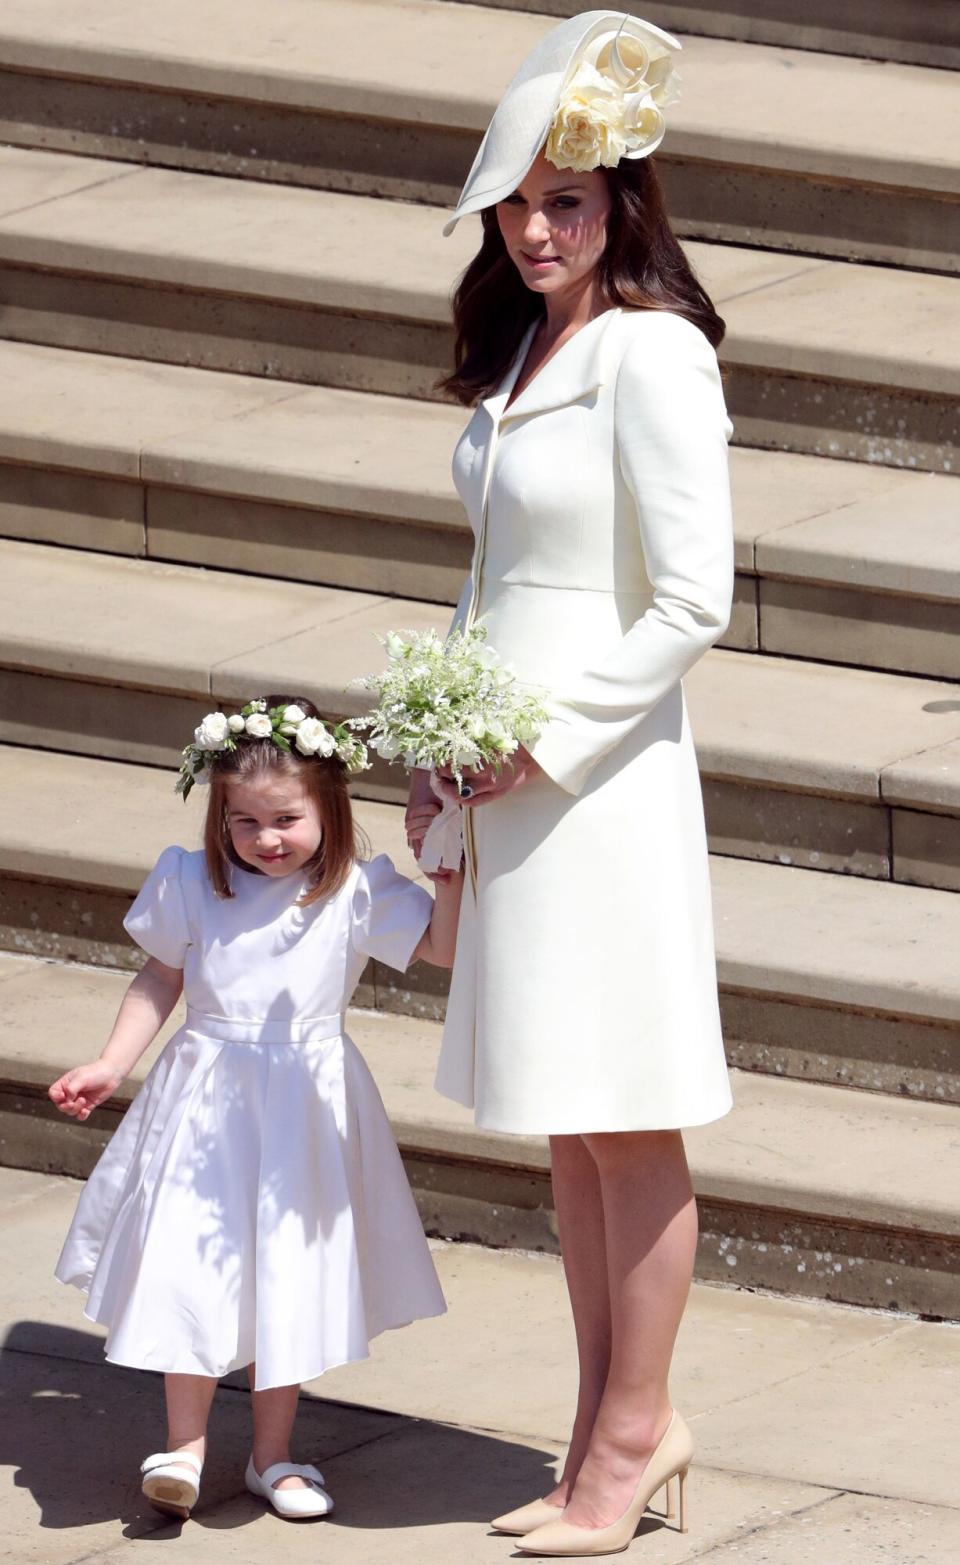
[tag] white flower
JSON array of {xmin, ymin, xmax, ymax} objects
[
  {"xmin": 384, "ymin": 631, "xmax": 410, "ymax": 660},
  {"xmin": 195, "ymin": 712, "xmax": 230, "ymax": 751},
  {"xmin": 294, "ymin": 718, "xmax": 336, "ymax": 757},
  {"xmin": 373, "ymin": 734, "xmax": 404, "ymax": 761},
  {"xmin": 546, "ymin": 65, "xmax": 628, "ymax": 172},
  {"xmin": 282, "ymin": 704, "xmax": 307, "ymax": 725},
  {"xmin": 245, "ymin": 712, "xmax": 273, "ymax": 738},
  {"xmin": 227, "ymin": 714, "xmax": 245, "ymax": 733},
  {"xmin": 595, "ymin": 33, "xmax": 651, "ymax": 92},
  {"xmin": 642, "ymin": 50, "xmax": 680, "ymax": 110},
  {"xmin": 622, "ymin": 89, "xmax": 665, "ymax": 156}
]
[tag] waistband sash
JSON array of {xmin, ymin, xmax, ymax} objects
[{"xmin": 184, "ymin": 1007, "xmax": 345, "ymax": 1045}]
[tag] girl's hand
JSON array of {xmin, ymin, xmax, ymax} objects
[
  {"xmin": 435, "ymin": 746, "xmax": 543, "ymax": 807},
  {"xmin": 49, "ymin": 1061, "xmax": 124, "ymax": 1121},
  {"xmin": 405, "ymin": 767, "xmax": 442, "ymax": 859}
]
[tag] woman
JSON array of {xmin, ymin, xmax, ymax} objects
[{"xmin": 406, "ymin": 12, "xmax": 734, "ymax": 1556}]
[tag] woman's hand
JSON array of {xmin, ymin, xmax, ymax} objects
[
  {"xmin": 49, "ymin": 1061, "xmax": 124, "ymax": 1121},
  {"xmin": 405, "ymin": 766, "xmax": 442, "ymax": 860},
  {"xmin": 435, "ymin": 746, "xmax": 543, "ymax": 807}
]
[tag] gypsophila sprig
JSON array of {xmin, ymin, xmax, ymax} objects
[
  {"xmin": 351, "ymin": 626, "xmax": 549, "ymax": 786},
  {"xmin": 175, "ymin": 699, "xmax": 369, "ymax": 799}
]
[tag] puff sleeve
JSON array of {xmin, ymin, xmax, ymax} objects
[
  {"xmin": 531, "ymin": 313, "xmax": 734, "ymax": 796},
  {"xmin": 351, "ymin": 854, "xmax": 433, "ymax": 972},
  {"xmin": 123, "ymin": 845, "xmax": 192, "ymax": 968}
]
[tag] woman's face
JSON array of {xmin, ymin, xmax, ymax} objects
[{"xmin": 496, "ymin": 153, "xmax": 612, "ymax": 301}]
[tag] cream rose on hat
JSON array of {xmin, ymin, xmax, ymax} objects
[
  {"xmin": 444, "ymin": 11, "xmax": 680, "ymax": 235},
  {"xmin": 546, "ymin": 64, "xmax": 629, "ymax": 172}
]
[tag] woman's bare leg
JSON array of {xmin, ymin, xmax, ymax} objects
[
  {"xmin": 559, "ymin": 1129, "xmax": 697, "ymax": 1530},
  {"xmin": 545, "ymin": 1133, "xmax": 613, "ymax": 1506},
  {"xmin": 248, "ymin": 1369, "xmax": 310, "ymax": 1491},
  {"xmin": 163, "ymin": 1373, "xmax": 218, "ymax": 1471}
]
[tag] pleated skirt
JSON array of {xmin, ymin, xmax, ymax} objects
[{"xmin": 56, "ymin": 1025, "xmax": 445, "ymax": 1388}]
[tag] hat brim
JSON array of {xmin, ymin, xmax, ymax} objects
[{"xmin": 444, "ymin": 10, "xmax": 680, "ymax": 236}]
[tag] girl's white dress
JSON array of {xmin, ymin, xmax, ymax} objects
[{"xmin": 56, "ymin": 847, "xmax": 446, "ymax": 1390}]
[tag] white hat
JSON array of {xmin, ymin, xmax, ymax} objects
[{"xmin": 444, "ymin": 10, "xmax": 681, "ymax": 236}]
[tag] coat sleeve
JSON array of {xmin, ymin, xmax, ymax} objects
[{"xmin": 529, "ymin": 313, "xmax": 734, "ymax": 796}]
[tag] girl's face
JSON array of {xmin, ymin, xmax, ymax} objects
[
  {"xmin": 226, "ymin": 772, "xmax": 322, "ymax": 878},
  {"xmin": 496, "ymin": 153, "xmax": 612, "ymax": 301}
]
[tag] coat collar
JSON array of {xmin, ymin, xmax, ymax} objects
[{"xmin": 482, "ymin": 307, "xmax": 622, "ymax": 425}]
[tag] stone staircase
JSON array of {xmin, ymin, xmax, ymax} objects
[{"xmin": 0, "ymin": 0, "xmax": 958, "ymax": 1318}]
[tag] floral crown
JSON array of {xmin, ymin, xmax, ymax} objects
[
  {"xmin": 176, "ymin": 700, "xmax": 369, "ymax": 799},
  {"xmin": 546, "ymin": 21, "xmax": 679, "ymax": 174}
]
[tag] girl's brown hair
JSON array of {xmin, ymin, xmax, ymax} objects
[
  {"xmin": 440, "ymin": 158, "xmax": 725, "ymax": 407},
  {"xmin": 203, "ymin": 695, "xmax": 363, "ymax": 905}
]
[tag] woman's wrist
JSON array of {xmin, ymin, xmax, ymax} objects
[{"xmin": 406, "ymin": 766, "xmax": 437, "ymax": 810}]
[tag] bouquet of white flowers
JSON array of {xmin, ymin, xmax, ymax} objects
[{"xmin": 352, "ymin": 626, "xmax": 549, "ymax": 788}]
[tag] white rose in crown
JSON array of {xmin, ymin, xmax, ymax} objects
[
  {"xmin": 547, "ymin": 65, "xmax": 628, "ymax": 172},
  {"xmin": 195, "ymin": 712, "xmax": 230, "ymax": 751},
  {"xmin": 245, "ymin": 712, "xmax": 273, "ymax": 738},
  {"xmin": 295, "ymin": 718, "xmax": 336, "ymax": 757},
  {"xmin": 227, "ymin": 714, "xmax": 245, "ymax": 733},
  {"xmin": 283, "ymin": 705, "xmax": 307, "ymax": 724}
]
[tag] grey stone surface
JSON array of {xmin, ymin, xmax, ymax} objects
[
  {"xmin": 756, "ymin": 470, "xmax": 960, "ymax": 598},
  {"xmin": 0, "ymin": 462, "xmax": 144, "ymax": 556},
  {"xmin": 3, "ymin": 1165, "xmax": 957, "ymax": 1563},
  {"xmin": 884, "ymin": 738, "xmax": 960, "ymax": 814},
  {"xmin": 759, "ymin": 578, "xmax": 960, "ymax": 682},
  {"xmin": 893, "ymin": 809, "xmax": 960, "ymax": 893}
]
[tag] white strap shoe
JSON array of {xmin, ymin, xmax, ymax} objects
[
  {"xmin": 141, "ymin": 1449, "xmax": 203, "ymax": 1518},
  {"xmin": 244, "ymin": 1456, "xmax": 334, "ymax": 1519}
]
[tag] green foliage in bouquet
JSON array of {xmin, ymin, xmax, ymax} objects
[{"xmin": 352, "ymin": 626, "xmax": 549, "ymax": 785}]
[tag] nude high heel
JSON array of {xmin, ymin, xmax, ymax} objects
[
  {"xmin": 516, "ymin": 1411, "xmax": 693, "ymax": 1557},
  {"xmin": 491, "ymin": 1496, "xmax": 567, "ymax": 1534}
]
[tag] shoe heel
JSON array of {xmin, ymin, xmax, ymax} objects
[
  {"xmin": 678, "ymin": 1467, "xmax": 689, "ymax": 1533},
  {"xmin": 663, "ymin": 1476, "xmax": 675, "ymax": 1520}
]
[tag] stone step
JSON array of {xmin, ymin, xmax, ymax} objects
[
  {"xmin": 2, "ymin": 950, "xmax": 958, "ymax": 1317},
  {"xmin": 1, "ymin": 1, "xmax": 957, "ymax": 271},
  {"xmin": 447, "ymin": 0, "xmax": 960, "ymax": 71},
  {"xmin": 2, "ymin": 537, "xmax": 960, "ymax": 891},
  {"xmin": 0, "ymin": 148, "xmax": 957, "ymax": 472},
  {"xmin": 0, "ymin": 745, "xmax": 958, "ymax": 1105},
  {"xmin": 1, "ymin": 341, "xmax": 957, "ymax": 681}
]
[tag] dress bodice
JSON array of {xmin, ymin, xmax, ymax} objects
[{"xmin": 124, "ymin": 847, "xmax": 432, "ymax": 1038}]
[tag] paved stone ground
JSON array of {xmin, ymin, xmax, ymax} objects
[{"xmin": 2, "ymin": 1166, "xmax": 958, "ymax": 1564}]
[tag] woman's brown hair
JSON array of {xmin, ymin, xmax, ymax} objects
[
  {"xmin": 440, "ymin": 158, "xmax": 725, "ymax": 407},
  {"xmin": 203, "ymin": 695, "xmax": 364, "ymax": 906}
]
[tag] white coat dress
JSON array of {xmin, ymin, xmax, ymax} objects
[
  {"xmin": 434, "ymin": 307, "xmax": 734, "ymax": 1135},
  {"xmin": 56, "ymin": 848, "xmax": 446, "ymax": 1390}
]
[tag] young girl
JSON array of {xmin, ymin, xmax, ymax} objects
[{"xmin": 50, "ymin": 695, "xmax": 462, "ymax": 1522}]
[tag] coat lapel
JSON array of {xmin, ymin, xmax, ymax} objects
[{"xmin": 499, "ymin": 306, "xmax": 622, "ymax": 423}]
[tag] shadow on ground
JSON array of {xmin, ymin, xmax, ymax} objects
[{"xmin": 2, "ymin": 1320, "xmax": 558, "ymax": 1540}]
